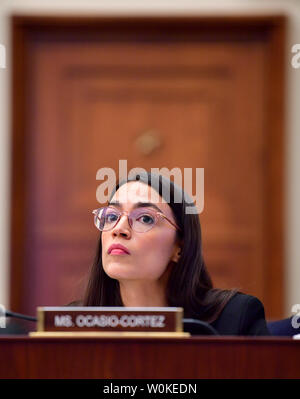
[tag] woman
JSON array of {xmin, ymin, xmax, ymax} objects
[{"xmin": 69, "ymin": 171, "xmax": 270, "ymax": 335}]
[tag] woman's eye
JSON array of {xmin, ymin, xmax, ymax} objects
[
  {"xmin": 138, "ymin": 214, "xmax": 155, "ymax": 224},
  {"xmin": 106, "ymin": 213, "xmax": 118, "ymax": 223}
]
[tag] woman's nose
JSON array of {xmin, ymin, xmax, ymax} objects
[{"xmin": 112, "ymin": 214, "xmax": 131, "ymax": 237}]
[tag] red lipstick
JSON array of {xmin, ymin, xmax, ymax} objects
[{"xmin": 108, "ymin": 243, "xmax": 130, "ymax": 255}]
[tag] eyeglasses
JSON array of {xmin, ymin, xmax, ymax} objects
[{"xmin": 92, "ymin": 206, "xmax": 180, "ymax": 233}]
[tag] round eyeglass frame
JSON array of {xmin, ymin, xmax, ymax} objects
[{"xmin": 92, "ymin": 206, "xmax": 181, "ymax": 233}]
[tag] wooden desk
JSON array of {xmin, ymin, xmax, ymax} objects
[{"xmin": 0, "ymin": 336, "xmax": 299, "ymax": 378}]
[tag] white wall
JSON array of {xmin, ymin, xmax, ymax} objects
[{"xmin": 0, "ymin": 0, "xmax": 299, "ymax": 317}]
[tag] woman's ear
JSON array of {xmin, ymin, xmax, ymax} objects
[{"xmin": 171, "ymin": 243, "xmax": 182, "ymax": 263}]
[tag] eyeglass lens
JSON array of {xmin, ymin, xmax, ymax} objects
[{"xmin": 94, "ymin": 207, "xmax": 158, "ymax": 232}]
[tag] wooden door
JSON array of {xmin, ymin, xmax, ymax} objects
[{"xmin": 11, "ymin": 17, "xmax": 285, "ymax": 318}]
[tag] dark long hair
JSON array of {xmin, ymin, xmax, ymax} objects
[{"xmin": 81, "ymin": 171, "xmax": 239, "ymax": 323}]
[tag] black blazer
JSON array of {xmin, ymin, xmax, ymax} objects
[
  {"xmin": 209, "ymin": 293, "xmax": 271, "ymax": 336},
  {"xmin": 66, "ymin": 292, "xmax": 271, "ymax": 336}
]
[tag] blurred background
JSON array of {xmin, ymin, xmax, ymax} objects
[{"xmin": 0, "ymin": 0, "xmax": 299, "ymax": 322}]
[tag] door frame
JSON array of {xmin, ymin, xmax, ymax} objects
[{"xmin": 10, "ymin": 15, "xmax": 286, "ymax": 318}]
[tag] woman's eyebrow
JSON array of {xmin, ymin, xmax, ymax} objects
[{"xmin": 109, "ymin": 201, "xmax": 162, "ymax": 213}]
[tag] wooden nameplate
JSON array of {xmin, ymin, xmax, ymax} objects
[{"xmin": 29, "ymin": 306, "xmax": 190, "ymax": 338}]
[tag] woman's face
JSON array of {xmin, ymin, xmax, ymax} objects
[{"xmin": 101, "ymin": 181, "xmax": 181, "ymax": 282}]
